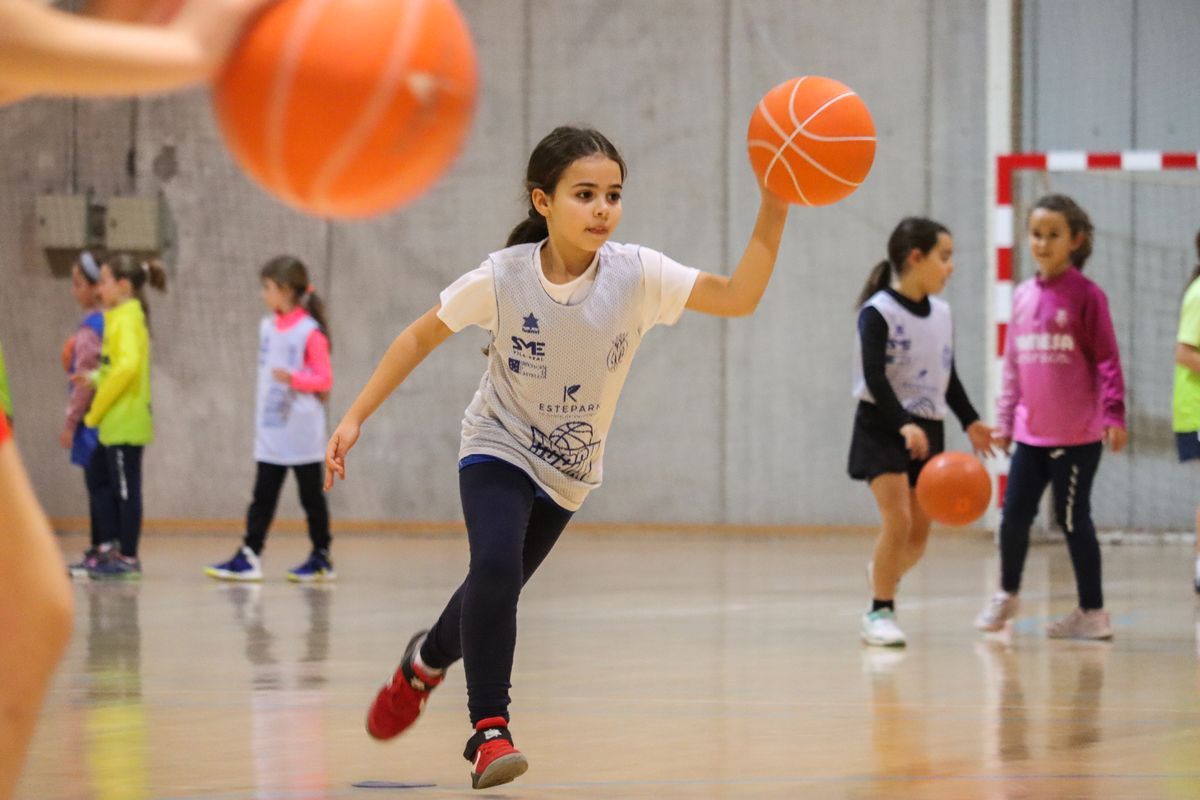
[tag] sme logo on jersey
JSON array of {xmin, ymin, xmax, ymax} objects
[
  {"xmin": 528, "ymin": 421, "xmax": 601, "ymax": 479},
  {"xmin": 511, "ymin": 336, "xmax": 546, "ymax": 359}
]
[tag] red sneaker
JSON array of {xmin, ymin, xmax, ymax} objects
[
  {"xmin": 365, "ymin": 630, "xmax": 444, "ymax": 740},
  {"xmin": 465, "ymin": 717, "xmax": 528, "ymax": 790}
]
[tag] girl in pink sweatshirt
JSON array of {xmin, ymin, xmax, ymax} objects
[{"xmin": 975, "ymin": 194, "xmax": 1126, "ymax": 640}]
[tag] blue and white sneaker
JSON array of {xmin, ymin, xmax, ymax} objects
[
  {"xmin": 205, "ymin": 546, "xmax": 263, "ymax": 581},
  {"xmin": 287, "ymin": 551, "xmax": 336, "ymax": 583},
  {"xmin": 88, "ymin": 553, "xmax": 142, "ymax": 581}
]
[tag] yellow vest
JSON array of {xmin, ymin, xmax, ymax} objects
[{"xmin": 84, "ymin": 299, "xmax": 154, "ymax": 445}]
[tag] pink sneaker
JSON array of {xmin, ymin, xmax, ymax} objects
[
  {"xmin": 1045, "ymin": 608, "xmax": 1113, "ymax": 640},
  {"xmin": 974, "ymin": 591, "xmax": 1020, "ymax": 632}
]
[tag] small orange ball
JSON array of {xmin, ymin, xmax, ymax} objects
[
  {"xmin": 746, "ymin": 75, "xmax": 876, "ymax": 206},
  {"xmin": 213, "ymin": 0, "xmax": 478, "ymax": 218},
  {"xmin": 916, "ymin": 452, "xmax": 992, "ymax": 526}
]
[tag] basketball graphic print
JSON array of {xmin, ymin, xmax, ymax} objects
[
  {"xmin": 529, "ymin": 422, "xmax": 601, "ymax": 479},
  {"xmin": 746, "ymin": 75, "xmax": 876, "ymax": 206}
]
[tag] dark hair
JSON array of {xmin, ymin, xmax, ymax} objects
[
  {"xmin": 1189, "ymin": 228, "xmax": 1200, "ymax": 289},
  {"xmin": 1031, "ymin": 193, "xmax": 1094, "ymax": 269},
  {"xmin": 856, "ymin": 217, "xmax": 950, "ymax": 307},
  {"xmin": 260, "ymin": 255, "xmax": 330, "ymax": 349},
  {"xmin": 505, "ymin": 126, "xmax": 627, "ymax": 247},
  {"xmin": 104, "ymin": 253, "xmax": 167, "ymax": 324}
]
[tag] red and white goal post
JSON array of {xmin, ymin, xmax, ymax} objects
[{"xmin": 986, "ymin": 150, "xmax": 1200, "ymax": 528}]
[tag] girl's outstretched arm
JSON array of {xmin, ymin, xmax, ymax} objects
[
  {"xmin": 0, "ymin": 0, "xmax": 274, "ymax": 101},
  {"xmin": 684, "ymin": 186, "xmax": 789, "ymax": 318},
  {"xmin": 325, "ymin": 305, "xmax": 454, "ymax": 489}
]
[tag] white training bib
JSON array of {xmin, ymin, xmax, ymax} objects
[
  {"xmin": 852, "ymin": 291, "xmax": 954, "ymax": 420},
  {"xmin": 459, "ymin": 242, "xmax": 646, "ymax": 510},
  {"xmin": 255, "ymin": 315, "xmax": 326, "ymax": 465}
]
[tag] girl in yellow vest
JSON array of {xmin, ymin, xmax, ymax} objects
[
  {"xmin": 1173, "ymin": 229, "xmax": 1200, "ymax": 594},
  {"xmin": 74, "ymin": 254, "xmax": 167, "ymax": 579}
]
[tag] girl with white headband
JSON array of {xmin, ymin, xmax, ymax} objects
[{"xmin": 61, "ymin": 250, "xmax": 113, "ymax": 577}]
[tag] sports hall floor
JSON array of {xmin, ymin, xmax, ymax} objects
[{"xmin": 17, "ymin": 528, "xmax": 1200, "ymax": 799}]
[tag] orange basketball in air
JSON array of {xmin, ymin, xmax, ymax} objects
[
  {"xmin": 916, "ymin": 452, "xmax": 992, "ymax": 527},
  {"xmin": 746, "ymin": 76, "xmax": 876, "ymax": 206},
  {"xmin": 213, "ymin": 0, "xmax": 478, "ymax": 218}
]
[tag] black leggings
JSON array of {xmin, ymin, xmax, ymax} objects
[
  {"xmin": 244, "ymin": 461, "xmax": 331, "ymax": 555},
  {"xmin": 999, "ymin": 442, "xmax": 1104, "ymax": 610},
  {"xmin": 91, "ymin": 444, "xmax": 144, "ymax": 558},
  {"xmin": 420, "ymin": 460, "xmax": 574, "ymax": 724},
  {"xmin": 83, "ymin": 446, "xmax": 116, "ymax": 548}
]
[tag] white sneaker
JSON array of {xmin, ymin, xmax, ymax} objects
[
  {"xmin": 1045, "ymin": 608, "xmax": 1113, "ymax": 640},
  {"xmin": 861, "ymin": 608, "xmax": 906, "ymax": 647},
  {"xmin": 975, "ymin": 591, "xmax": 1020, "ymax": 632}
]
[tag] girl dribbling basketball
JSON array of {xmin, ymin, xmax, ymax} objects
[
  {"xmin": 849, "ymin": 217, "xmax": 994, "ymax": 648},
  {"xmin": 325, "ymin": 125, "xmax": 791, "ymax": 789}
]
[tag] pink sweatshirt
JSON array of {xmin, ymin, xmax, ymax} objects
[
  {"xmin": 63, "ymin": 312, "xmax": 102, "ymax": 435},
  {"xmin": 996, "ymin": 267, "xmax": 1125, "ymax": 446},
  {"xmin": 275, "ymin": 307, "xmax": 332, "ymax": 393}
]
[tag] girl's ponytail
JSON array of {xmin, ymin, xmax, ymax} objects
[
  {"xmin": 105, "ymin": 253, "xmax": 167, "ymax": 326},
  {"xmin": 856, "ymin": 260, "xmax": 892, "ymax": 308},
  {"xmin": 506, "ymin": 208, "xmax": 549, "ymax": 247},
  {"xmin": 143, "ymin": 258, "xmax": 168, "ymax": 292},
  {"xmin": 300, "ymin": 289, "xmax": 331, "ymax": 351},
  {"xmin": 1190, "ymin": 228, "xmax": 1200, "ymax": 290}
]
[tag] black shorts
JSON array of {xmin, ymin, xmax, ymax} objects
[
  {"xmin": 847, "ymin": 401, "xmax": 945, "ymax": 488},
  {"xmin": 1177, "ymin": 431, "xmax": 1200, "ymax": 462}
]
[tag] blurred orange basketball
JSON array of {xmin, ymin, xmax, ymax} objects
[
  {"xmin": 746, "ymin": 76, "xmax": 875, "ymax": 206},
  {"xmin": 213, "ymin": 0, "xmax": 478, "ymax": 218},
  {"xmin": 916, "ymin": 452, "xmax": 992, "ymax": 526}
]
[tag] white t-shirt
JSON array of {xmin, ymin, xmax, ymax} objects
[{"xmin": 437, "ymin": 241, "xmax": 700, "ymax": 334}]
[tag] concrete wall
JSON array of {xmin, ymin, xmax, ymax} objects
[{"xmin": 0, "ymin": 1, "xmax": 1196, "ymax": 528}]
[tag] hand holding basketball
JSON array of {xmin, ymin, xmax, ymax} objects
[
  {"xmin": 171, "ymin": 0, "xmax": 280, "ymax": 71},
  {"xmin": 747, "ymin": 75, "xmax": 876, "ymax": 206},
  {"xmin": 916, "ymin": 452, "xmax": 992, "ymax": 526},
  {"xmin": 213, "ymin": 0, "xmax": 479, "ymax": 217}
]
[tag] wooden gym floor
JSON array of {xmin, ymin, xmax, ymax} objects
[{"xmin": 17, "ymin": 528, "xmax": 1200, "ymax": 799}]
